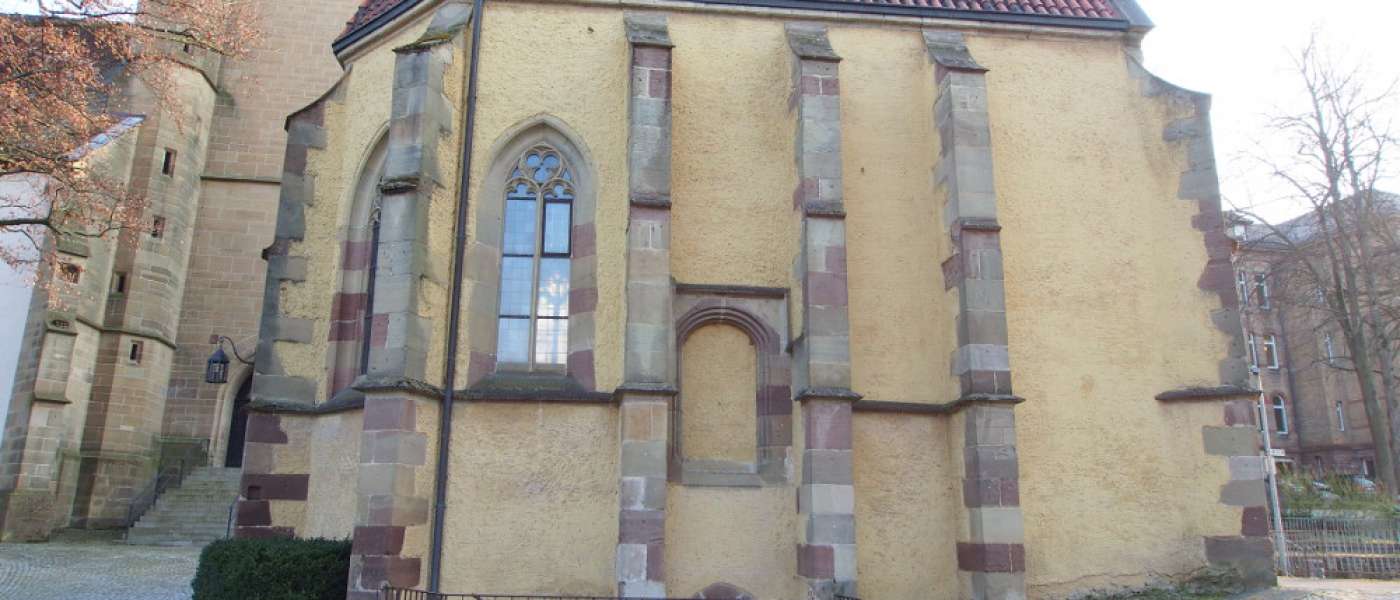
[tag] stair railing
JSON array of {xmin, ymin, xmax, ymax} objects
[{"xmin": 124, "ymin": 440, "xmax": 212, "ymax": 531}]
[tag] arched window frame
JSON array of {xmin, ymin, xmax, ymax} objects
[
  {"xmin": 326, "ymin": 132, "xmax": 389, "ymax": 398},
  {"xmin": 467, "ymin": 120, "xmax": 598, "ymax": 390},
  {"xmin": 1271, "ymin": 394, "xmax": 1289, "ymax": 434},
  {"xmin": 495, "ymin": 145, "xmax": 577, "ymax": 372}
]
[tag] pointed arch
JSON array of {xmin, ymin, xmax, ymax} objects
[
  {"xmin": 326, "ymin": 129, "xmax": 390, "ymax": 397},
  {"xmin": 464, "ymin": 117, "xmax": 598, "ymax": 390}
]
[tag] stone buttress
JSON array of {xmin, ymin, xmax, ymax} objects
[
  {"xmin": 924, "ymin": 30, "xmax": 1027, "ymax": 600},
  {"xmin": 615, "ymin": 13, "xmax": 675, "ymax": 599}
]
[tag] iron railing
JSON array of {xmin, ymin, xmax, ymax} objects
[
  {"xmin": 381, "ymin": 590, "xmax": 699, "ymax": 600},
  {"xmin": 1277, "ymin": 516, "xmax": 1400, "ymax": 579},
  {"xmin": 124, "ymin": 442, "xmax": 209, "ymax": 529}
]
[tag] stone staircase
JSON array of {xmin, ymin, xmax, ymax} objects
[{"xmin": 126, "ymin": 466, "xmax": 242, "ymax": 546}]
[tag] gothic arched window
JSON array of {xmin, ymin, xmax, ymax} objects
[{"xmin": 496, "ymin": 144, "xmax": 575, "ymax": 369}]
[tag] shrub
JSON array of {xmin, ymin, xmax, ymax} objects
[{"xmin": 192, "ymin": 537, "xmax": 352, "ymax": 600}]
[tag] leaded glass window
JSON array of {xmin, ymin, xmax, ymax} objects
[{"xmin": 496, "ymin": 144, "xmax": 574, "ymax": 369}]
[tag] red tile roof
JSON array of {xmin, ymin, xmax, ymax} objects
[
  {"xmin": 820, "ymin": 0, "xmax": 1118, "ymax": 19},
  {"xmin": 336, "ymin": 0, "xmax": 1126, "ymax": 50}
]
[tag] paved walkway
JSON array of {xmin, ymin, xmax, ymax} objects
[
  {"xmin": 1234, "ymin": 577, "xmax": 1400, "ymax": 600},
  {"xmin": 1, "ymin": 542, "xmax": 1398, "ymax": 600},
  {"xmin": 0, "ymin": 540, "xmax": 200, "ymax": 600}
]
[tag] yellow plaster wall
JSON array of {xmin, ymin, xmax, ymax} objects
[
  {"xmin": 680, "ymin": 324, "xmax": 758, "ymax": 463},
  {"xmin": 665, "ymin": 485, "xmax": 801, "ymax": 600},
  {"xmin": 298, "ymin": 2, "xmax": 1246, "ymax": 596},
  {"xmin": 441, "ymin": 403, "xmax": 618, "ymax": 595},
  {"xmin": 830, "ymin": 25, "xmax": 956, "ymax": 405},
  {"xmin": 852, "ymin": 413, "xmax": 959, "ymax": 600},
  {"xmin": 459, "ymin": 2, "xmax": 629, "ymax": 391},
  {"xmin": 966, "ymin": 33, "xmax": 1239, "ymax": 595},
  {"xmin": 302, "ymin": 410, "xmax": 362, "ymax": 539},
  {"xmin": 668, "ymin": 14, "xmax": 797, "ymax": 290}
]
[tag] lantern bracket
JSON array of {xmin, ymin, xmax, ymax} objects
[{"xmin": 212, "ymin": 335, "xmax": 254, "ymax": 365}]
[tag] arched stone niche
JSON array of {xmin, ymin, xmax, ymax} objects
[{"xmin": 671, "ymin": 284, "xmax": 791, "ymax": 486}]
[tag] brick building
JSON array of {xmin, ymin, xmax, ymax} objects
[
  {"xmin": 0, "ymin": 0, "xmax": 364, "ymax": 541},
  {"xmin": 1231, "ymin": 196, "xmax": 1399, "ymax": 478}
]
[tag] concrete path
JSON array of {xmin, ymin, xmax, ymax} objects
[
  {"xmin": 1234, "ymin": 577, "xmax": 1400, "ymax": 600},
  {"xmin": 0, "ymin": 540, "xmax": 200, "ymax": 600}
]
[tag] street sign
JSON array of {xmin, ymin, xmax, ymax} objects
[{"xmin": 1269, "ymin": 448, "xmax": 1286, "ymax": 457}]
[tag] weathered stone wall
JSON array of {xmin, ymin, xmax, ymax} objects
[
  {"xmin": 205, "ymin": 0, "xmax": 365, "ymax": 181},
  {"xmin": 0, "ymin": 123, "xmax": 141, "ymax": 540}
]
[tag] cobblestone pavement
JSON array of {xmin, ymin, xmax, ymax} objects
[
  {"xmin": 1234, "ymin": 577, "xmax": 1400, "ymax": 600},
  {"xmin": 0, "ymin": 541, "xmax": 200, "ymax": 600}
]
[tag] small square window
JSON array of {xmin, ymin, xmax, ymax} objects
[
  {"xmin": 161, "ymin": 149, "xmax": 176, "ymax": 176},
  {"xmin": 151, "ymin": 216, "xmax": 166, "ymax": 239},
  {"xmin": 128, "ymin": 341, "xmax": 144, "ymax": 364},
  {"xmin": 1262, "ymin": 335, "xmax": 1280, "ymax": 370},
  {"xmin": 58, "ymin": 262, "xmax": 81, "ymax": 284}
]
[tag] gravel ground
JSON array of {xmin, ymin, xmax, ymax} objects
[
  {"xmin": 0, "ymin": 540, "xmax": 201, "ymax": 600},
  {"xmin": 1233, "ymin": 577, "xmax": 1400, "ymax": 600}
]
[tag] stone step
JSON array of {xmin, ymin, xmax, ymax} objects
[{"xmin": 127, "ymin": 466, "xmax": 242, "ymax": 546}]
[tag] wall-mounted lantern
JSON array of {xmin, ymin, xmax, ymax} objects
[{"xmin": 206, "ymin": 335, "xmax": 253, "ymax": 384}]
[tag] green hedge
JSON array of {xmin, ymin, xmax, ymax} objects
[{"xmin": 192, "ymin": 537, "xmax": 352, "ymax": 600}]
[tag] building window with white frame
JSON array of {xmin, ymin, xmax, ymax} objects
[
  {"xmin": 495, "ymin": 144, "xmax": 574, "ymax": 370},
  {"xmin": 1336, "ymin": 400, "xmax": 1347, "ymax": 432},
  {"xmin": 1272, "ymin": 394, "xmax": 1289, "ymax": 434},
  {"xmin": 1236, "ymin": 271, "xmax": 1250, "ymax": 307},
  {"xmin": 1324, "ymin": 333, "xmax": 1336, "ymax": 363},
  {"xmin": 1262, "ymin": 335, "xmax": 1280, "ymax": 370},
  {"xmin": 1247, "ymin": 334, "xmax": 1259, "ymax": 368},
  {"xmin": 1253, "ymin": 273, "xmax": 1270, "ymax": 309}
]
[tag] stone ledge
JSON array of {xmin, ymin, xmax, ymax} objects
[
  {"xmin": 786, "ymin": 23, "xmax": 840, "ymax": 61},
  {"xmin": 625, "ymin": 12, "xmax": 673, "ymax": 48},
  {"xmin": 248, "ymin": 391, "xmax": 365, "ymax": 416},
  {"xmin": 73, "ymin": 314, "xmax": 177, "ymax": 350},
  {"xmin": 854, "ymin": 394, "xmax": 1025, "ymax": 416},
  {"xmin": 616, "ymin": 382, "xmax": 679, "ymax": 396},
  {"xmin": 629, "ymin": 193, "xmax": 672, "ymax": 208},
  {"xmin": 1156, "ymin": 385, "xmax": 1258, "ymax": 402},
  {"xmin": 356, "ymin": 376, "xmax": 445, "ymax": 400},
  {"xmin": 466, "ymin": 372, "xmax": 613, "ymax": 404},
  {"xmin": 796, "ymin": 387, "xmax": 863, "ymax": 403},
  {"xmin": 675, "ymin": 282, "xmax": 788, "ymax": 299},
  {"xmin": 803, "ymin": 201, "xmax": 847, "ymax": 219},
  {"xmin": 923, "ymin": 30, "xmax": 988, "ymax": 73}
]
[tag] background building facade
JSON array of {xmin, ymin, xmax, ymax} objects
[
  {"xmin": 1231, "ymin": 206, "xmax": 1397, "ymax": 478},
  {"xmin": 0, "ymin": 0, "xmax": 363, "ymax": 541}
]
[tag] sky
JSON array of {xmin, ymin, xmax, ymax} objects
[{"xmin": 1138, "ymin": 0, "xmax": 1400, "ymax": 223}]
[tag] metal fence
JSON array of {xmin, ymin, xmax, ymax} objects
[{"xmin": 1278, "ymin": 516, "xmax": 1400, "ymax": 579}]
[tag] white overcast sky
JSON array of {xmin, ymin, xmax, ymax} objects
[
  {"xmin": 0, "ymin": 1, "xmax": 1397, "ymax": 423},
  {"xmin": 1139, "ymin": 0, "xmax": 1400, "ymax": 223}
]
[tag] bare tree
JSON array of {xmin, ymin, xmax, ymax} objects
[
  {"xmin": 1238, "ymin": 37, "xmax": 1400, "ymax": 493},
  {"xmin": 0, "ymin": 0, "xmax": 258, "ymax": 271}
]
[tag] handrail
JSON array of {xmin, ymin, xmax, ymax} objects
[
  {"xmin": 124, "ymin": 440, "xmax": 212, "ymax": 531},
  {"xmin": 225, "ymin": 498, "xmax": 239, "ymax": 539}
]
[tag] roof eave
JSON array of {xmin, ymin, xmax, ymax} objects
[
  {"xmin": 690, "ymin": 0, "xmax": 1132, "ymax": 31},
  {"xmin": 331, "ymin": 0, "xmax": 1134, "ymax": 55},
  {"xmin": 333, "ymin": 0, "xmax": 428, "ymax": 55}
]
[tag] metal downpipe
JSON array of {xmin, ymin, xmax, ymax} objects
[{"xmin": 429, "ymin": 0, "xmax": 486, "ymax": 590}]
